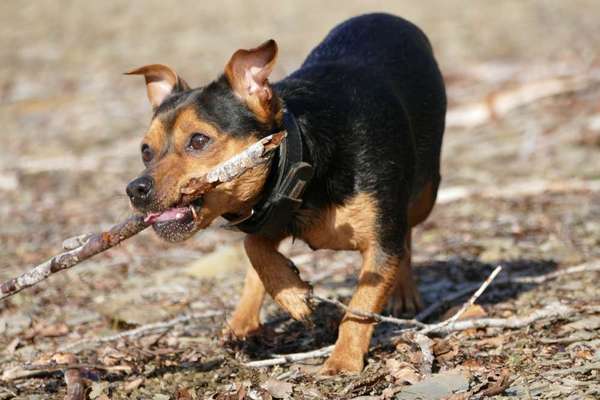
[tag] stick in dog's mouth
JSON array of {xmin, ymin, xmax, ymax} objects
[{"xmin": 143, "ymin": 132, "xmax": 286, "ymax": 227}]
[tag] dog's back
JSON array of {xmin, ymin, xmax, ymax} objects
[{"xmin": 283, "ymin": 13, "xmax": 446, "ymax": 204}]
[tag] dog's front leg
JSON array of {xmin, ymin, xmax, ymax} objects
[
  {"xmin": 226, "ymin": 266, "xmax": 266, "ymax": 339},
  {"xmin": 244, "ymin": 234, "xmax": 313, "ymax": 321},
  {"xmin": 321, "ymin": 239, "xmax": 409, "ymax": 374}
]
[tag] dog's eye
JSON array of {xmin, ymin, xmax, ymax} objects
[
  {"xmin": 188, "ymin": 133, "xmax": 210, "ymax": 151},
  {"xmin": 141, "ymin": 144, "xmax": 153, "ymax": 163}
]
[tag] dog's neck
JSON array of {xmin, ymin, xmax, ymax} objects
[{"xmin": 223, "ymin": 105, "xmax": 313, "ymax": 237}]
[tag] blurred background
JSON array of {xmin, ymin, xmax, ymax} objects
[{"xmin": 1, "ymin": 1, "xmax": 599, "ymax": 398}]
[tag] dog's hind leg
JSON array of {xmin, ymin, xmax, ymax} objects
[
  {"xmin": 387, "ymin": 229, "xmax": 422, "ymax": 316},
  {"xmin": 387, "ymin": 179, "xmax": 439, "ymax": 316},
  {"xmin": 226, "ymin": 266, "xmax": 266, "ymax": 339},
  {"xmin": 321, "ymin": 237, "xmax": 409, "ymax": 374}
]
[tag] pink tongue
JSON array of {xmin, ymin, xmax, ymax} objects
[{"xmin": 144, "ymin": 207, "xmax": 190, "ymax": 224}]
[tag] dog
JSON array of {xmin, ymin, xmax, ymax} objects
[{"xmin": 125, "ymin": 13, "xmax": 446, "ymax": 374}]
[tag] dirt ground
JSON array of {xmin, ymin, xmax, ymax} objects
[{"xmin": 1, "ymin": 1, "xmax": 599, "ymax": 399}]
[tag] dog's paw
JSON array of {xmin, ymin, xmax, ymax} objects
[
  {"xmin": 320, "ymin": 349, "xmax": 364, "ymax": 375},
  {"xmin": 221, "ymin": 317, "xmax": 262, "ymax": 343},
  {"xmin": 274, "ymin": 285, "xmax": 313, "ymax": 321},
  {"xmin": 388, "ymin": 278, "xmax": 423, "ymax": 317}
]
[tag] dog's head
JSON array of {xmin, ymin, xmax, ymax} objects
[{"xmin": 125, "ymin": 40, "xmax": 282, "ymax": 242}]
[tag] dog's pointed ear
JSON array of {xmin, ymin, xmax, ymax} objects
[
  {"xmin": 225, "ymin": 39, "xmax": 278, "ymax": 121},
  {"xmin": 125, "ymin": 64, "xmax": 190, "ymax": 109}
]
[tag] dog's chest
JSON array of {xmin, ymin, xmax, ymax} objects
[{"xmin": 297, "ymin": 192, "xmax": 378, "ymax": 252}]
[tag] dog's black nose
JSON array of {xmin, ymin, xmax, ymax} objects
[{"xmin": 126, "ymin": 176, "xmax": 154, "ymax": 206}]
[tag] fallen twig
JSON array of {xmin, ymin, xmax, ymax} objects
[
  {"xmin": 427, "ymin": 302, "xmax": 575, "ymax": 334},
  {"xmin": 446, "ymin": 74, "xmax": 594, "ymax": 128},
  {"xmin": 311, "ymin": 265, "xmax": 502, "ymax": 332},
  {"xmin": 437, "ymin": 179, "xmax": 600, "ymax": 204},
  {"xmin": 52, "ymin": 353, "xmax": 86, "ymax": 400},
  {"xmin": 0, "ymin": 215, "xmax": 148, "ymax": 301},
  {"xmin": 243, "ymin": 302, "xmax": 575, "ymax": 368},
  {"xmin": 311, "ymin": 295, "xmax": 426, "ymax": 329},
  {"xmin": 416, "ymin": 260, "xmax": 600, "ymax": 321},
  {"xmin": 412, "ymin": 332, "xmax": 434, "ymax": 376},
  {"xmin": 2, "ymin": 366, "xmax": 49, "ymax": 381},
  {"xmin": 3, "ymin": 360, "xmax": 131, "ymax": 384},
  {"xmin": 60, "ymin": 310, "xmax": 223, "ymax": 351},
  {"xmin": 546, "ymin": 361, "xmax": 600, "ymax": 376},
  {"xmin": 243, "ymin": 262, "xmax": 582, "ymax": 369},
  {"xmin": 24, "ymin": 363, "xmax": 131, "ymax": 374},
  {"xmin": 479, "ymin": 369, "xmax": 512, "ymax": 397},
  {"xmin": 0, "ymin": 133, "xmax": 284, "ymax": 301},
  {"xmin": 244, "ymin": 345, "xmax": 335, "ymax": 368},
  {"xmin": 421, "ymin": 265, "xmax": 502, "ymax": 334}
]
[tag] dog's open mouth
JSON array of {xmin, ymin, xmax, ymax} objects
[{"xmin": 144, "ymin": 199, "xmax": 204, "ymax": 242}]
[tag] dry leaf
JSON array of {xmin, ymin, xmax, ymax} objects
[
  {"xmin": 4, "ymin": 337, "xmax": 20, "ymax": 354},
  {"xmin": 574, "ymin": 349, "xmax": 594, "ymax": 360},
  {"xmin": 479, "ymin": 368, "xmax": 511, "ymax": 397},
  {"xmin": 382, "ymin": 386, "xmax": 402, "ymax": 399},
  {"xmin": 262, "ymin": 378, "xmax": 293, "ymax": 399},
  {"xmin": 395, "ymin": 341, "xmax": 413, "ymax": 354},
  {"xmin": 386, "ymin": 358, "xmax": 421, "ymax": 385},
  {"xmin": 459, "ymin": 304, "xmax": 487, "ymax": 319},
  {"xmin": 123, "ymin": 377, "xmax": 144, "ymax": 393},
  {"xmin": 476, "ymin": 335, "xmax": 506, "ymax": 348},
  {"xmin": 89, "ymin": 381, "xmax": 109, "ymax": 399},
  {"xmin": 461, "ymin": 358, "xmax": 484, "ymax": 370},
  {"xmin": 176, "ymin": 387, "xmax": 194, "ymax": 400},
  {"xmin": 23, "ymin": 322, "xmax": 69, "ymax": 339},
  {"xmin": 561, "ymin": 316, "xmax": 600, "ymax": 333},
  {"xmin": 433, "ymin": 339, "xmax": 459, "ymax": 362},
  {"xmin": 99, "ymin": 347, "xmax": 131, "ymax": 366},
  {"xmin": 443, "ymin": 304, "xmax": 487, "ymax": 321}
]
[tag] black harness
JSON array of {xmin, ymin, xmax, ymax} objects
[{"xmin": 224, "ymin": 107, "xmax": 313, "ymax": 238}]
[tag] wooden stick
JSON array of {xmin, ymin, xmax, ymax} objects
[
  {"xmin": 244, "ymin": 345, "xmax": 335, "ymax": 368},
  {"xmin": 416, "ymin": 261, "xmax": 600, "ymax": 321},
  {"xmin": 0, "ymin": 133, "xmax": 284, "ymax": 301},
  {"xmin": 437, "ymin": 179, "xmax": 600, "ymax": 205},
  {"xmin": 426, "ymin": 302, "xmax": 574, "ymax": 334},
  {"xmin": 412, "ymin": 332, "xmax": 434, "ymax": 376},
  {"xmin": 53, "ymin": 353, "xmax": 86, "ymax": 400},
  {"xmin": 0, "ymin": 215, "xmax": 148, "ymax": 301},
  {"xmin": 310, "ymin": 294, "xmax": 426, "ymax": 329},
  {"xmin": 243, "ymin": 262, "xmax": 586, "ymax": 369},
  {"xmin": 245, "ymin": 268, "xmax": 503, "ymax": 369},
  {"xmin": 421, "ymin": 265, "xmax": 502, "ymax": 334},
  {"xmin": 244, "ymin": 302, "xmax": 575, "ymax": 368},
  {"xmin": 445, "ymin": 74, "xmax": 593, "ymax": 128},
  {"xmin": 23, "ymin": 363, "xmax": 132, "ymax": 373},
  {"xmin": 60, "ymin": 310, "xmax": 223, "ymax": 351}
]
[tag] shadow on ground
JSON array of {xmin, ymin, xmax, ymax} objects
[{"xmin": 231, "ymin": 257, "xmax": 559, "ymax": 359}]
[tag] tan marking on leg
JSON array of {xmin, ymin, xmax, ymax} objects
[
  {"xmin": 408, "ymin": 180, "xmax": 438, "ymax": 227},
  {"xmin": 300, "ymin": 193, "xmax": 378, "ymax": 251},
  {"xmin": 226, "ymin": 266, "xmax": 266, "ymax": 339},
  {"xmin": 244, "ymin": 235, "xmax": 312, "ymax": 321},
  {"xmin": 322, "ymin": 242, "xmax": 408, "ymax": 374},
  {"xmin": 388, "ymin": 229, "xmax": 423, "ymax": 316}
]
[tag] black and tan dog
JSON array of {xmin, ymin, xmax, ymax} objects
[{"xmin": 125, "ymin": 13, "xmax": 446, "ymax": 374}]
